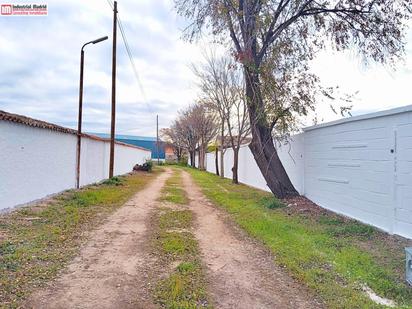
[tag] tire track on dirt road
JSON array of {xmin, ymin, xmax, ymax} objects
[
  {"xmin": 26, "ymin": 169, "xmax": 172, "ymax": 309},
  {"xmin": 181, "ymin": 171, "xmax": 325, "ymax": 309}
]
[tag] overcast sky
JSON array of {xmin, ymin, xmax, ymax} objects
[{"xmin": 1, "ymin": 0, "xmax": 412, "ymax": 137}]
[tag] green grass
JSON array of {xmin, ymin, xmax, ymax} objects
[
  {"xmin": 259, "ymin": 196, "xmax": 285, "ymax": 209},
  {"xmin": 152, "ymin": 170, "xmax": 211, "ymax": 308},
  {"xmin": 0, "ymin": 170, "xmax": 160, "ymax": 308},
  {"xmin": 159, "ymin": 209, "xmax": 193, "ymax": 230},
  {"xmin": 184, "ymin": 167, "xmax": 412, "ymax": 309},
  {"xmin": 158, "ymin": 229, "xmax": 198, "ymax": 257},
  {"xmin": 101, "ymin": 176, "xmax": 124, "ymax": 186},
  {"xmin": 155, "ymin": 260, "xmax": 208, "ymax": 309},
  {"xmin": 160, "ymin": 171, "xmax": 189, "ymax": 205}
]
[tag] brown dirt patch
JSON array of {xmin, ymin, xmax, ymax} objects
[
  {"xmin": 181, "ymin": 171, "xmax": 325, "ymax": 309},
  {"xmin": 282, "ymin": 196, "xmax": 340, "ymax": 218}
]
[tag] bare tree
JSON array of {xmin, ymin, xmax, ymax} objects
[
  {"xmin": 191, "ymin": 103, "xmax": 218, "ymax": 170},
  {"xmin": 193, "ymin": 55, "xmax": 229, "ymax": 178},
  {"xmin": 217, "ymin": 119, "xmax": 227, "ymax": 178},
  {"xmin": 173, "ymin": 103, "xmax": 217, "ymax": 168},
  {"xmin": 226, "ymin": 79, "xmax": 250, "ymax": 184},
  {"xmin": 194, "ymin": 54, "xmax": 250, "ymax": 183},
  {"xmin": 175, "ymin": 0, "xmax": 411, "ymax": 198},
  {"xmin": 160, "ymin": 122, "xmax": 185, "ymax": 162},
  {"xmin": 176, "ymin": 109, "xmax": 199, "ymax": 167}
]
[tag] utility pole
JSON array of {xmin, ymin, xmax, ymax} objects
[
  {"xmin": 156, "ymin": 114, "xmax": 160, "ymax": 164},
  {"xmin": 109, "ymin": 0, "xmax": 117, "ymax": 179}
]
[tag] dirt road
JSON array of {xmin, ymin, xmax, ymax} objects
[
  {"xmin": 27, "ymin": 169, "xmax": 172, "ymax": 309},
  {"xmin": 27, "ymin": 168, "xmax": 322, "ymax": 308}
]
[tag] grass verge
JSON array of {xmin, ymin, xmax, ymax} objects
[
  {"xmin": 152, "ymin": 170, "xmax": 210, "ymax": 308},
  {"xmin": 0, "ymin": 170, "xmax": 160, "ymax": 308},
  {"xmin": 185, "ymin": 167, "xmax": 412, "ymax": 309},
  {"xmin": 159, "ymin": 171, "xmax": 189, "ymax": 205}
]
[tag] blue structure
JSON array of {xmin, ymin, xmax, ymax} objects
[{"xmin": 91, "ymin": 133, "xmax": 165, "ymax": 160}]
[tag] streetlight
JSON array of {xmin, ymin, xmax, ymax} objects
[{"xmin": 76, "ymin": 36, "xmax": 108, "ymax": 189}]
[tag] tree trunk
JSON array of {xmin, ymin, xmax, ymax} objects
[
  {"xmin": 232, "ymin": 147, "xmax": 239, "ymax": 184},
  {"xmin": 195, "ymin": 149, "xmax": 199, "ymax": 168},
  {"xmin": 199, "ymin": 144, "xmax": 205, "ymax": 170},
  {"xmin": 200, "ymin": 148, "xmax": 203, "ymax": 170},
  {"xmin": 198, "ymin": 147, "xmax": 201, "ymax": 169},
  {"xmin": 215, "ymin": 147, "xmax": 219, "ymax": 176},
  {"xmin": 244, "ymin": 67, "xmax": 298, "ymax": 198},
  {"xmin": 189, "ymin": 151, "xmax": 195, "ymax": 167},
  {"xmin": 176, "ymin": 148, "xmax": 182, "ymax": 162},
  {"xmin": 220, "ymin": 121, "xmax": 225, "ymax": 178}
]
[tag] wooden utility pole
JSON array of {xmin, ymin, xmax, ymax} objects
[
  {"xmin": 109, "ymin": 0, "xmax": 117, "ymax": 178},
  {"xmin": 156, "ymin": 114, "xmax": 160, "ymax": 164}
]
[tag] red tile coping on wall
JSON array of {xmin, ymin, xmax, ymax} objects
[{"xmin": 0, "ymin": 110, "xmax": 150, "ymax": 152}]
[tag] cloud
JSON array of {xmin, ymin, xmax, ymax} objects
[
  {"xmin": 0, "ymin": 0, "xmax": 412, "ymax": 136},
  {"xmin": 0, "ymin": 0, "xmax": 202, "ymax": 136}
]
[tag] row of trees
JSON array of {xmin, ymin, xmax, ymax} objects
[
  {"xmin": 162, "ymin": 103, "xmax": 216, "ymax": 170},
  {"xmin": 162, "ymin": 54, "xmax": 251, "ymax": 184}
]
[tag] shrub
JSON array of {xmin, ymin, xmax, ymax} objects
[
  {"xmin": 260, "ymin": 196, "xmax": 285, "ymax": 209},
  {"xmin": 133, "ymin": 160, "xmax": 153, "ymax": 172},
  {"xmin": 102, "ymin": 176, "xmax": 123, "ymax": 186},
  {"xmin": 145, "ymin": 160, "xmax": 153, "ymax": 170},
  {"xmin": 177, "ymin": 157, "xmax": 188, "ymax": 166}
]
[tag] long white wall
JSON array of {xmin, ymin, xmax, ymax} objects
[
  {"xmin": 205, "ymin": 134, "xmax": 304, "ymax": 194},
  {"xmin": 205, "ymin": 106, "xmax": 412, "ymax": 239},
  {"xmin": 0, "ymin": 121, "xmax": 151, "ymax": 210}
]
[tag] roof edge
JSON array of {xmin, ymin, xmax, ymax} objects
[
  {"xmin": 0, "ymin": 110, "xmax": 151, "ymax": 153},
  {"xmin": 303, "ymin": 104, "xmax": 412, "ymax": 132}
]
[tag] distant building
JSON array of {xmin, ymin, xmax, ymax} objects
[
  {"xmin": 92, "ymin": 133, "xmax": 165, "ymax": 160},
  {"xmin": 164, "ymin": 142, "xmax": 177, "ymax": 162}
]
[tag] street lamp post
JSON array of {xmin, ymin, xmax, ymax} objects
[{"xmin": 76, "ymin": 36, "xmax": 108, "ymax": 189}]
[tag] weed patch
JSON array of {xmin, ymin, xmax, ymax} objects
[
  {"xmin": 151, "ymin": 170, "xmax": 211, "ymax": 308},
  {"xmin": 155, "ymin": 261, "xmax": 208, "ymax": 309},
  {"xmin": 158, "ymin": 230, "xmax": 197, "ymax": 257},
  {"xmin": 101, "ymin": 176, "xmax": 124, "ymax": 186},
  {"xmin": 159, "ymin": 209, "xmax": 192, "ymax": 230},
  {"xmin": 259, "ymin": 196, "xmax": 285, "ymax": 209},
  {"xmin": 160, "ymin": 172, "xmax": 188, "ymax": 205}
]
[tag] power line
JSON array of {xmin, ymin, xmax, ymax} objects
[
  {"xmin": 105, "ymin": 0, "xmax": 152, "ymax": 114},
  {"xmin": 117, "ymin": 15, "xmax": 152, "ymax": 113},
  {"xmin": 103, "ymin": 0, "xmax": 157, "ymax": 137}
]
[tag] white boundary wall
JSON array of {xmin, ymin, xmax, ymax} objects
[
  {"xmin": 204, "ymin": 105, "xmax": 412, "ymax": 239},
  {"xmin": 0, "ymin": 121, "xmax": 151, "ymax": 210}
]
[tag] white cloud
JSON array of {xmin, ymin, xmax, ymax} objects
[{"xmin": 0, "ymin": 1, "xmax": 411, "ymax": 136}]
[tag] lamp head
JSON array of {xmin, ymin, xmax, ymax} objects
[{"xmin": 92, "ymin": 36, "xmax": 109, "ymax": 44}]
